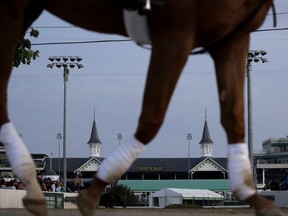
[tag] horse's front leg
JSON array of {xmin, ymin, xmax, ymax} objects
[
  {"xmin": 210, "ymin": 36, "xmax": 283, "ymax": 216},
  {"xmin": 0, "ymin": 2, "xmax": 47, "ymax": 216},
  {"xmin": 134, "ymin": 41, "xmax": 192, "ymax": 143},
  {"xmin": 76, "ymin": 35, "xmax": 192, "ymax": 216}
]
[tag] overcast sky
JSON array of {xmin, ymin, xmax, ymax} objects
[{"xmin": 8, "ymin": 1, "xmax": 288, "ymax": 159}]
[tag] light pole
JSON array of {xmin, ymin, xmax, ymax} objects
[
  {"xmin": 47, "ymin": 56, "xmax": 84, "ymax": 189},
  {"xmin": 50, "ymin": 152, "xmax": 53, "ymax": 170},
  {"xmin": 57, "ymin": 133, "xmax": 62, "ymax": 180},
  {"xmin": 117, "ymin": 133, "xmax": 123, "ymax": 147},
  {"xmin": 246, "ymin": 50, "xmax": 268, "ymax": 183},
  {"xmin": 186, "ymin": 133, "xmax": 192, "ymax": 179}
]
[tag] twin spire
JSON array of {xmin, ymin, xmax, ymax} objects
[
  {"xmin": 199, "ymin": 107, "xmax": 213, "ymax": 157},
  {"xmin": 87, "ymin": 107, "xmax": 102, "ymax": 158}
]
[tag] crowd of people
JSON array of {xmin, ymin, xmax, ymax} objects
[
  {"xmin": 0, "ymin": 178, "xmax": 27, "ymax": 190},
  {"xmin": 0, "ymin": 175, "xmax": 84, "ymax": 193},
  {"xmin": 37, "ymin": 174, "xmax": 85, "ymax": 192}
]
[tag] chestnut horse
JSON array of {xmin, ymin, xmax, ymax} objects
[{"xmin": 0, "ymin": 0, "xmax": 284, "ymax": 216}]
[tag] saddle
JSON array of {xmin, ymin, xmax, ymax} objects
[{"xmin": 110, "ymin": 0, "xmax": 164, "ymax": 13}]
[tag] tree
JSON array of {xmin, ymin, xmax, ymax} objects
[
  {"xmin": 13, "ymin": 28, "xmax": 40, "ymax": 68},
  {"xmin": 109, "ymin": 184, "xmax": 137, "ymax": 206}
]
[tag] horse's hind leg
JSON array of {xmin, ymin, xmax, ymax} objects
[
  {"xmin": 210, "ymin": 36, "xmax": 284, "ymax": 216},
  {"xmin": 0, "ymin": 2, "xmax": 47, "ymax": 216}
]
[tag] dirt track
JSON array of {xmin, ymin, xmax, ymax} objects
[{"xmin": 0, "ymin": 208, "xmax": 288, "ymax": 216}]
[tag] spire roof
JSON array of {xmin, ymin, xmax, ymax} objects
[
  {"xmin": 87, "ymin": 110, "xmax": 102, "ymax": 145},
  {"xmin": 199, "ymin": 108, "xmax": 213, "ymax": 145}
]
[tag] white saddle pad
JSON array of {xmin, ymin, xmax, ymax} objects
[{"xmin": 123, "ymin": 10, "xmax": 152, "ymax": 45}]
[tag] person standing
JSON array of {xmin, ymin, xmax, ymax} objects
[
  {"xmin": 67, "ymin": 178, "xmax": 80, "ymax": 192},
  {"xmin": 0, "ymin": 179, "xmax": 7, "ymax": 189}
]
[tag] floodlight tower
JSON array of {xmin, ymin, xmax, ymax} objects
[
  {"xmin": 246, "ymin": 50, "xmax": 268, "ymax": 183},
  {"xmin": 47, "ymin": 56, "xmax": 84, "ymax": 189},
  {"xmin": 117, "ymin": 133, "xmax": 123, "ymax": 147},
  {"xmin": 56, "ymin": 133, "xmax": 62, "ymax": 180},
  {"xmin": 186, "ymin": 133, "xmax": 192, "ymax": 179}
]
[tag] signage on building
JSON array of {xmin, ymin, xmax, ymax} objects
[{"xmin": 137, "ymin": 166, "xmax": 164, "ymax": 172}]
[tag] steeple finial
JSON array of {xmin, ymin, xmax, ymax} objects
[
  {"xmin": 94, "ymin": 106, "xmax": 96, "ymax": 121},
  {"xmin": 205, "ymin": 106, "xmax": 207, "ymax": 120}
]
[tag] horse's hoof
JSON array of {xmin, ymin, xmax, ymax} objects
[
  {"xmin": 22, "ymin": 197, "xmax": 47, "ymax": 216},
  {"xmin": 257, "ymin": 207, "xmax": 286, "ymax": 216},
  {"xmin": 77, "ymin": 191, "xmax": 97, "ymax": 216}
]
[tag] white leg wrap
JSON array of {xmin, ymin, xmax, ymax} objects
[
  {"xmin": 0, "ymin": 122, "xmax": 36, "ymax": 184},
  {"xmin": 97, "ymin": 136, "xmax": 146, "ymax": 183},
  {"xmin": 228, "ymin": 143, "xmax": 256, "ymax": 200}
]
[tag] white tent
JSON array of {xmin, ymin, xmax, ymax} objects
[{"xmin": 149, "ymin": 188, "xmax": 224, "ymax": 208}]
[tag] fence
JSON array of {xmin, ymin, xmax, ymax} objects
[
  {"xmin": 43, "ymin": 192, "xmax": 64, "ymax": 208},
  {"xmin": 0, "ymin": 189, "xmax": 26, "ymax": 208},
  {"xmin": 0, "ymin": 189, "xmax": 78, "ymax": 209}
]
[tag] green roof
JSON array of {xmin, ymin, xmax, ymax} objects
[{"xmin": 118, "ymin": 180, "xmax": 230, "ymax": 192}]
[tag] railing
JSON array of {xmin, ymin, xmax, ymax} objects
[{"xmin": 256, "ymin": 158, "xmax": 288, "ymax": 164}]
